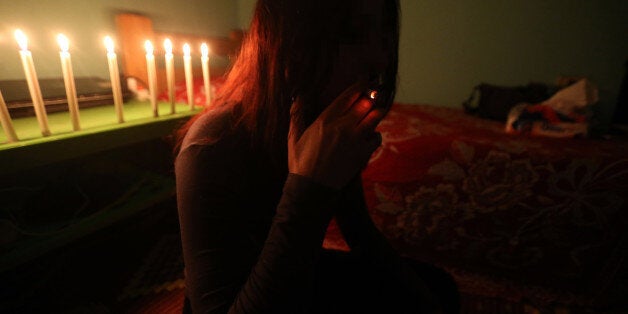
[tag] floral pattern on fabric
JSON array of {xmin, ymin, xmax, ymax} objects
[{"xmin": 324, "ymin": 103, "xmax": 628, "ymax": 305}]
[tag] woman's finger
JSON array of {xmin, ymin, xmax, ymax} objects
[
  {"xmin": 355, "ymin": 107, "xmax": 386, "ymax": 135},
  {"xmin": 321, "ymin": 81, "xmax": 368, "ymax": 119},
  {"xmin": 344, "ymin": 97, "xmax": 374, "ymax": 126},
  {"xmin": 287, "ymin": 101, "xmax": 300, "ymax": 157}
]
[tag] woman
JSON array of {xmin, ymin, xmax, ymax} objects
[{"xmin": 175, "ymin": 0, "xmax": 459, "ymax": 313}]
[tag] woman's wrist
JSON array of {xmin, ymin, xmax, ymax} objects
[{"xmin": 279, "ymin": 173, "xmax": 340, "ymax": 219}]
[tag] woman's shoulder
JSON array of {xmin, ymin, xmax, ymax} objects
[
  {"xmin": 180, "ymin": 105, "xmax": 246, "ymax": 151},
  {"xmin": 176, "ymin": 105, "xmax": 256, "ymax": 175}
]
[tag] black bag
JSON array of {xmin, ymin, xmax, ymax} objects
[{"xmin": 462, "ymin": 83, "xmax": 551, "ymax": 121}]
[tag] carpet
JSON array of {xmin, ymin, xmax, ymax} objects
[
  {"xmin": 118, "ymin": 234, "xmax": 184, "ymax": 301},
  {"xmin": 116, "ymin": 234, "xmax": 627, "ymax": 314}
]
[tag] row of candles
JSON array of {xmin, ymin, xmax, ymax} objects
[{"xmin": 0, "ymin": 30, "xmax": 212, "ymax": 143}]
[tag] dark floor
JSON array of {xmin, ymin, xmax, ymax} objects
[
  {"xmin": 0, "ymin": 137, "xmax": 180, "ymax": 313},
  {"xmin": 4, "ymin": 197, "xmax": 628, "ymax": 314},
  {"xmin": 1, "ymin": 197, "xmax": 180, "ymax": 314}
]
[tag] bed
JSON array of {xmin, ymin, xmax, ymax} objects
[
  {"xmin": 326, "ymin": 103, "xmax": 628, "ymax": 309},
  {"xmin": 116, "ymin": 14, "xmax": 628, "ymax": 311}
]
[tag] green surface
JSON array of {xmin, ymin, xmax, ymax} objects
[
  {"xmin": 0, "ymin": 101, "xmax": 198, "ymax": 145},
  {"xmin": 0, "ymin": 101, "xmax": 200, "ymax": 174}
]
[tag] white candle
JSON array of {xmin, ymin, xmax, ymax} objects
[
  {"xmin": 164, "ymin": 39, "xmax": 175, "ymax": 114},
  {"xmin": 201, "ymin": 43, "xmax": 211, "ymax": 107},
  {"xmin": 104, "ymin": 36, "xmax": 124, "ymax": 123},
  {"xmin": 145, "ymin": 40, "xmax": 158, "ymax": 117},
  {"xmin": 0, "ymin": 90, "xmax": 18, "ymax": 143},
  {"xmin": 57, "ymin": 34, "xmax": 81, "ymax": 131},
  {"xmin": 15, "ymin": 29, "xmax": 50, "ymax": 137},
  {"xmin": 183, "ymin": 43, "xmax": 194, "ymax": 110}
]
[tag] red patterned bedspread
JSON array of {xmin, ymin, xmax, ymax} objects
[{"xmin": 324, "ymin": 103, "xmax": 628, "ymax": 305}]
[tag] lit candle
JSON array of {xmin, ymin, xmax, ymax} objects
[
  {"xmin": 183, "ymin": 43, "xmax": 194, "ymax": 110},
  {"xmin": 0, "ymin": 90, "xmax": 18, "ymax": 143},
  {"xmin": 15, "ymin": 29, "xmax": 50, "ymax": 136},
  {"xmin": 201, "ymin": 43, "xmax": 211, "ymax": 107},
  {"xmin": 164, "ymin": 39, "xmax": 175, "ymax": 114},
  {"xmin": 104, "ymin": 36, "xmax": 124, "ymax": 123},
  {"xmin": 145, "ymin": 40, "xmax": 158, "ymax": 117},
  {"xmin": 57, "ymin": 34, "xmax": 81, "ymax": 131}
]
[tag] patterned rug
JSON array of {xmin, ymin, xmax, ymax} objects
[
  {"xmin": 118, "ymin": 234, "xmax": 185, "ymax": 302},
  {"xmin": 116, "ymin": 234, "xmax": 627, "ymax": 314}
]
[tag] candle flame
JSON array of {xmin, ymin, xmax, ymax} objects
[
  {"xmin": 164, "ymin": 38, "xmax": 173, "ymax": 54},
  {"xmin": 14, "ymin": 29, "xmax": 28, "ymax": 51},
  {"xmin": 57, "ymin": 34, "xmax": 69, "ymax": 52},
  {"xmin": 183, "ymin": 43, "xmax": 191, "ymax": 57},
  {"xmin": 145, "ymin": 40, "xmax": 154, "ymax": 55},
  {"xmin": 201, "ymin": 43, "xmax": 210, "ymax": 57},
  {"xmin": 104, "ymin": 36, "xmax": 115, "ymax": 53}
]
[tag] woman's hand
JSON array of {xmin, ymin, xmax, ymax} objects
[{"xmin": 288, "ymin": 82, "xmax": 386, "ymax": 190}]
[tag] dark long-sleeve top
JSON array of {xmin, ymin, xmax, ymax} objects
[{"xmin": 175, "ymin": 107, "xmax": 437, "ymax": 313}]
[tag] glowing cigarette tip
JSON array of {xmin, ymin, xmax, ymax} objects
[{"xmin": 369, "ymin": 90, "xmax": 378, "ymax": 100}]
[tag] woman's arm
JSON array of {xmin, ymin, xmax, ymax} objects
[
  {"xmin": 333, "ymin": 176, "xmax": 392, "ymax": 257},
  {"xmin": 334, "ymin": 176, "xmax": 443, "ymax": 313},
  {"xmin": 230, "ymin": 173, "xmax": 339, "ymax": 313},
  {"xmin": 177, "ymin": 140, "xmax": 339, "ymax": 313}
]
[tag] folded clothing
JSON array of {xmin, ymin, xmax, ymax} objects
[
  {"xmin": 505, "ymin": 78, "xmax": 597, "ymax": 138},
  {"xmin": 506, "ymin": 103, "xmax": 589, "ymax": 138}
]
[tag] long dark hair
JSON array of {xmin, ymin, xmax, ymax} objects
[{"xmin": 176, "ymin": 0, "xmax": 400, "ymax": 166}]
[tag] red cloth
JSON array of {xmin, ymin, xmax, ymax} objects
[
  {"xmin": 157, "ymin": 77, "xmax": 226, "ymax": 107},
  {"xmin": 324, "ymin": 103, "xmax": 628, "ymax": 304}
]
